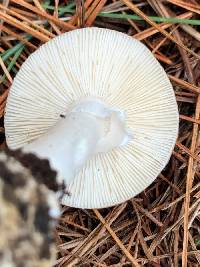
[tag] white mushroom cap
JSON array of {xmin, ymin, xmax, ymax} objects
[{"xmin": 4, "ymin": 27, "xmax": 179, "ymax": 209}]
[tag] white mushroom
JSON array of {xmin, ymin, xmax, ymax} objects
[{"xmin": 4, "ymin": 27, "xmax": 179, "ymax": 209}]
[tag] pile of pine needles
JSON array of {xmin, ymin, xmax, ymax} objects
[{"xmin": 0, "ymin": 0, "xmax": 200, "ymax": 266}]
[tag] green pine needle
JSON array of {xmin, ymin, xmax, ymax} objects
[
  {"xmin": 1, "ymin": 35, "xmax": 32, "ymax": 62},
  {"xmin": 99, "ymin": 12, "xmax": 200, "ymax": 26},
  {"xmin": 0, "ymin": 46, "xmax": 25, "ymax": 83},
  {"xmin": 42, "ymin": 4, "xmax": 200, "ymax": 26}
]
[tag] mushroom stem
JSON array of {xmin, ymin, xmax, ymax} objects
[{"xmin": 23, "ymin": 99, "xmax": 131, "ymax": 185}]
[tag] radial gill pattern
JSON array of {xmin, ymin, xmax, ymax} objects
[{"xmin": 5, "ymin": 27, "xmax": 179, "ymax": 209}]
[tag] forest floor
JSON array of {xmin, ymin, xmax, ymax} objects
[{"xmin": 0, "ymin": 0, "xmax": 200, "ymax": 266}]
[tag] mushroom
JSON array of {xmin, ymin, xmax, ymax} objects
[
  {"xmin": 4, "ymin": 27, "xmax": 179, "ymax": 209},
  {"xmin": 0, "ymin": 150, "xmax": 58, "ymax": 267}
]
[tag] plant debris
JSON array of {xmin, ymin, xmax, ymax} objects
[{"xmin": 0, "ymin": 0, "xmax": 200, "ymax": 266}]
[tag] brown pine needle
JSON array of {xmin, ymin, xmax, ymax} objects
[
  {"xmin": 10, "ymin": 0, "xmax": 75, "ymax": 31},
  {"xmin": 84, "ymin": 0, "xmax": 101, "ymax": 21},
  {"xmin": 32, "ymin": 0, "xmax": 62, "ymax": 35},
  {"xmin": 0, "ymin": 89, "xmax": 8, "ymax": 105},
  {"xmin": 85, "ymin": 0, "xmax": 108, "ymax": 26},
  {"xmin": 0, "ymin": 24, "xmax": 36, "ymax": 49},
  {"xmin": 122, "ymin": 0, "xmax": 200, "ymax": 60},
  {"xmin": 159, "ymin": 174, "xmax": 181, "ymax": 194},
  {"xmin": 1, "ymin": 1, "xmax": 200, "ymax": 266},
  {"xmin": 0, "ymin": 4, "xmax": 55, "ymax": 39},
  {"xmin": 133, "ymin": 201, "xmax": 164, "ymax": 227},
  {"xmin": 134, "ymin": 12, "xmax": 192, "ymax": 40},
  {"xmin": 69, "ymin": 0, "xmax": 94, "ymax": 25},
  {"xmin": 182, "ymin": 95, "xmax": 200, "ymax": 267},
  {"xmin": 154, "ymin": 53, "xmax": 173, "ymax": 65},
  {"xmin": 176, "ymin": 142, "xmax": 200, "ymax": 162},
  {"xmin": 0, "ymin": 56, "xmax": 13, "ymax": 84},
  {"xmin": 179, "ymin": 114, "xmax": 200, "ymax": 124},
  {"xmin": 168, "ymin": 75, "xmax": 200, "ymax": 94},
  {"xmin": 166, "ymin": 0, "xmax": 200, "ymax": 15},
  {"xmin": 10, "ymin": 7, "xmax": 37, "ymax": 19},
  {"xmin": 156, "ymin": 54, "xmax": 173, "ymax": 65},
  {"xmin": 0, "ymin": 100, "xmax": 7, "ymax": 117},
  {"xmin": 0, "ymin": 11, "xmax": 50, "ymax": 42},
  {"xmin": 93, "ymin": 209, "xmax": 141, "ymax": 267}
]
